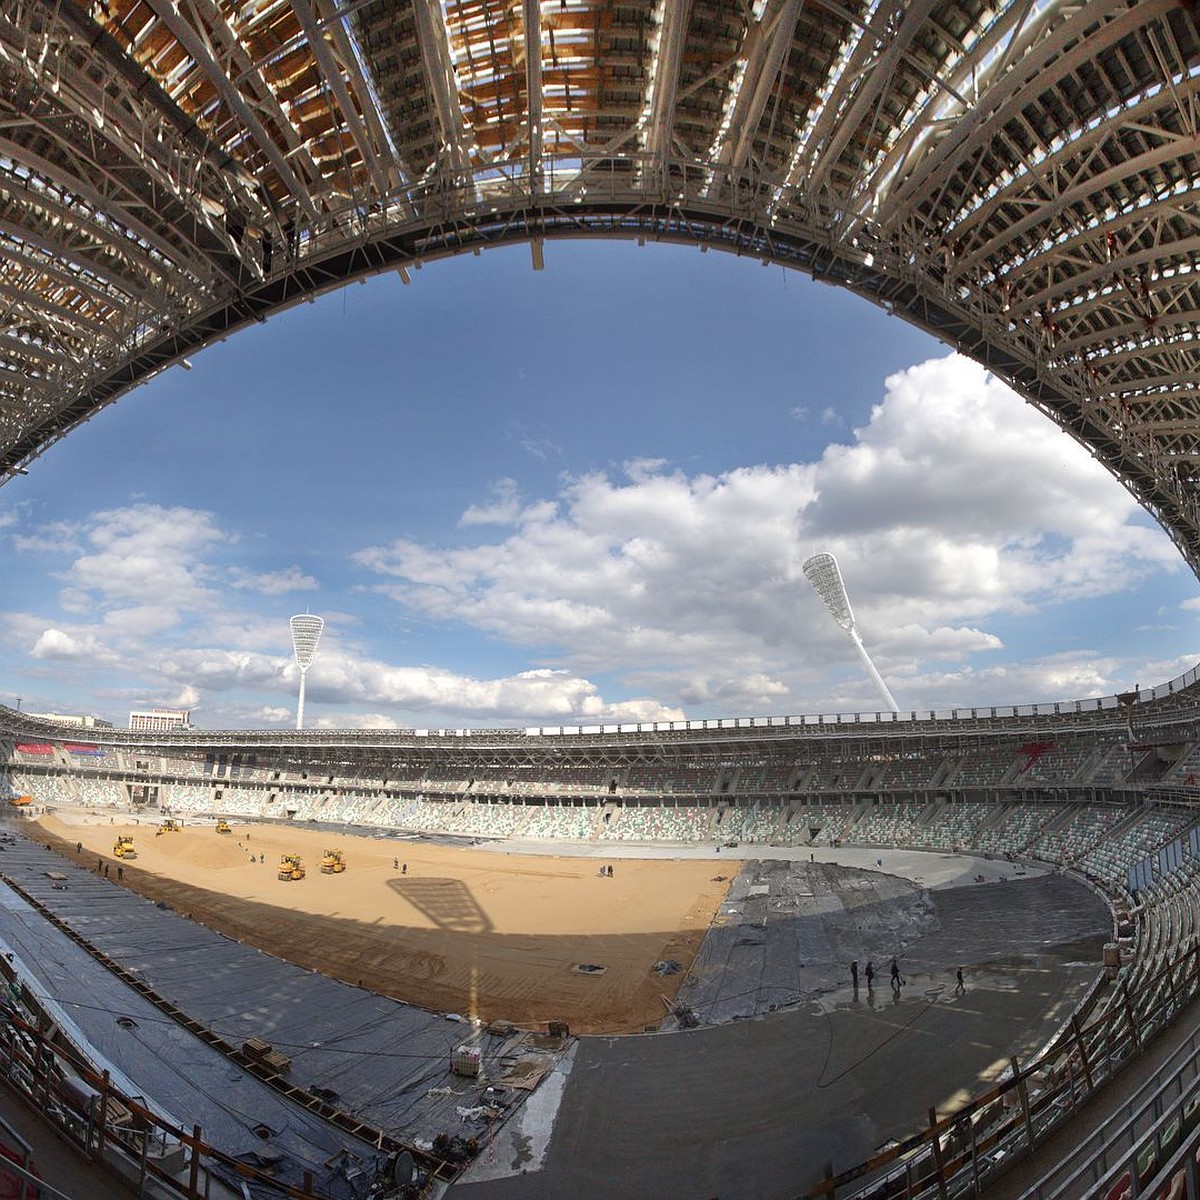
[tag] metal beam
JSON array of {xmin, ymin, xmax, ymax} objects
[
  {"xmin": 524, "ymin": 0, "xmax": 544, "ymax": 196},
  {"xmin": 140, "ymin": 0, "xmax": 319, "ymax": 220},
  {"xmin": 801, "ymin": 0, "xmax": 937, "ymax": 195},
  {"xmin": 291, "ymin": 0, "xmax": 396, "ymax": 201},
  {"xmin": 642, "ymin": 0, "xmax": 692, "ymax": 168},
  {"xmin": 0, "ymin": 217, "xmax": 143, "ymax": 310},
  {"xmin": 410, "ymin": 0, "xmax": 475, "ymax": 184},
  {"xmin": 947, "ymin": 81, "xmax": 1200, "ymax": 248},
  {"xmin": 0, "ymin": 144, "xmax": 179, "ymax": 294},
  {"xmin": 315, "ymin": 0, "xmax": 414, "ymax": 188},
  {"xmin": 886, "ymin": 0, "xmax": 1168, "ymax": 219},
  {"xmin": 957, "ymin": 146, "xmax": 1200, "ymax": 280},
  {"xmin": 1006, "ymin": 229, "xmax": 1200, "ymax": 324},
  {"xmin": 859, "ymin": 0, "xmax": 1044, "ymax": 212},
  {"xmin": 710, "ymin": 0, "xmax": 805, "ymax": 183}
]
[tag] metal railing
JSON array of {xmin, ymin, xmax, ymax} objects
[
  {"xmin": 809, "ymin": 935, "xmax": 1200, "ymax": 1200},
  {"xmin": 0, "ymin": 957, "xmax": 432, "ymax": 1200}
]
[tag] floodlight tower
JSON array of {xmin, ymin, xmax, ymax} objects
[
  {"xmin": 289, "ymin": 613, "xmax": 324, "ymax": 731},
  {"xmin": 802, "ymin": 553, "xmax": 899, "ymax": 714}
]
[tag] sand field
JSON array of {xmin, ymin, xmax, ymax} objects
[{"xmin": 33, "ymin": 812, "xmax": 731, "ymax": 1034}]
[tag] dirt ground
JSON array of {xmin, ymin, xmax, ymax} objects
[{"xmin": 33, "ymin": 812, "xmax": 731, "ymax": 1034}]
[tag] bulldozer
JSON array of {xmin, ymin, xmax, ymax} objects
[
  {"xmin": 215, "ymin": 819, "xmax": 232, "ymax": 834},
  {"xmin": 319, "ymin": 849, "xmax": 346, "ymax": 874},
  {"xmin": 155, "ymin": 819, "xmax": 180, "ymax": 836},
  {"xmin": 113, "ymin": 836, "xmax": 137, "ymax": 860},
  {"xmin": 278, "ymin": 854, "xmax": 305, "ymax": 881}
]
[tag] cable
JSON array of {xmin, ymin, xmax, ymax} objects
[{"xmin": 815, "ymin": 986, "xmax": 946, "ymax": 1089}]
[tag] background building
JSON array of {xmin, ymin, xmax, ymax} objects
[
  {"xmin": 128, "ymin": 708, "xmax": 191, "ymax": 733},
  {"xmin": 27, "ymin": 712, "xmax": 113, "ymax": 730}
]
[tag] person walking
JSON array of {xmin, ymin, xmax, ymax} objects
[
  {"xmin": 851, "ymin": 960, "xmax": 859, "ymax": 989},
  {"xmin": 955, "ymin": 967, "xmax": 965, "ymax": 994},
  {"xmin": 890, "ymin": 957, "xmax": 902, "ymax": 990},
  {"xmin": 865, "ymin": 961, "xmax": 875, "ymax": 989}
]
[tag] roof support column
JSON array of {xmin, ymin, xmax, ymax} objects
[
  {"xmin": 642, "ymin": 0, "xmax": 692, "ymax": 183},
  {"xmin": 710, "ymin": 0, "xmax": 805, "ymax": 191},
  {"xmin": 524, "ymin": 0, "xmax": 544, "ymax": 199},
  {"xmin": 411, "ymin": 0, "xmax": 475, "ymax": 189}
]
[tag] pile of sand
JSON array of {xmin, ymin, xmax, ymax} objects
[{"xmin": 36, "ymin": 813, "xmax": 731, "ymax": 1034}]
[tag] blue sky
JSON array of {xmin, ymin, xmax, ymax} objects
[{"xmin": 1, "ymin": 238, "xmax": 1197, "ymax": 729}]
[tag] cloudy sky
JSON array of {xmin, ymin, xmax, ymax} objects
[{"xmin": 1, "ymin": 239, "xmax": 1196, "ymax": 730}]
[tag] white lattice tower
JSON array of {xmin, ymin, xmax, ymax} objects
[
  {"xmin": 802, "ymin": 553, "xmax": 898, "ymax": 714},
  {"xmin": 289, "ymin": 614, "xmax": 325, "ymax": 731}
]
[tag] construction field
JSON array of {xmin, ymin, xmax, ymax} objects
[
  {"xmin": 33, "ymin": 812, "xmax": 730, "ymax": 1034},
  {"xmin": 13, "ymin": 810, "xmax": 1114, "ymax": 1198}
]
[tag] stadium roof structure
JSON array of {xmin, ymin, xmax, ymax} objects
[{"xmin": 1, "ymin": 2, "xmax": 1199, "ymax": 562}]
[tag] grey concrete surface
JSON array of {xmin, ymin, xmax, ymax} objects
[
  {"xmin": 457, "ymin": 871, "xmax": 1111, "ymax": 1200},
  {"xmin": 0, "ymin": 819, "xmax": 1113, "ymax": 1200}
]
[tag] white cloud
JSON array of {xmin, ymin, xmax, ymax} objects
[
  {"xmin": 803, "ymin": 357, "xmax": 1180, "ymax": 634},
  {"xmin": 356, "ymin": 458, "xmax": 817, "ymax": 678},
  {"xmin": 4, "ymin": 356, "xmax": 1191, "ymax": 727},
  {"xmin": 889, "ymin": 653, "xmax": 1123, "ymax": 712},
  {"xmin": 13, "ymin": 520, "xmax": 81, "ymax": 555},
  {"xmin": 675, "ymin": 672, "xmax": 790, "ymax": 708},
  {"xmin": 353, "ymin": 354, "xmax": 1184, "ymax": 714},
  {"xmin": 62, "ymin": 505, "xmax": 227, "ymax": 623},
  {"xmin": 303, "ymin": 654, "xmax": 684, "ymax": 724},
  {"xmin": 230, "ymin": 565, "xmax": 319, "ymax": 595},
  {"xmin": 507, "ymin": 422, "xmax": 561, "ymax": 462},
  {"xmin": 460, "ymin": 478, "xmax": 523, "ymax": 526},
  {"xmin": 169, "ymin": 685, "xmax": 202, "ymax": 709},
  {"xmin": 151, "ymin": 647, "xmax": 289, "ymax": 692},
  {"xmin": 31, "ymin": 628, "xmax": 111, "ymax": 662},
  {"xmin": 881, "ymin": 624, "xmax": 1003, "ymax": 661}
]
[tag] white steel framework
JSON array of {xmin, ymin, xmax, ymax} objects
[
  {"xmin": 289, "ymin": 612, "xmax": 324, "ymax": 731},
  {"xmin": 803, "ymin": 552, "xmax": 900, "ymax": 714},
  {"xmin": 0, "ymin": 2, "xmax": 1199, "ymax": 576}
]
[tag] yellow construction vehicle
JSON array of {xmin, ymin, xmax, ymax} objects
[
  {"xmin": 113, "ymin": 836, "xmax": 137, "ymax": 859},
  {"xmin": 319, "ymin": 849, "xmax": 346, "ymax": 874},
  {"xmin": 278, "ymin": 854, "xmax": 305, "ymax": 881},
  {"xmin": 155, "ymin": 819, "xmax": 180, "ymax": 836},
  {"xmin": 215, "ymin": 820, "xmax": 232, "ymax": 834},
  {"xmin": 8, "ymin": 795, "xmax": 31, "ymax": 808}
]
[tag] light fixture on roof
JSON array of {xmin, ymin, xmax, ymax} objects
[{"xmin": 803, "ymin": 553, "xmax": 899, "ymax": 714}]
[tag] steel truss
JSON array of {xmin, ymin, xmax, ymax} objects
[{"xmin": 0, "ymin": 1, "xmax": 1198, "ymax": 570}]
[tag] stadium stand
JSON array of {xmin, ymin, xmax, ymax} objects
[{"xmin": 4, "ymin": 672, "xmax": 1200, "ymax": 1197}]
